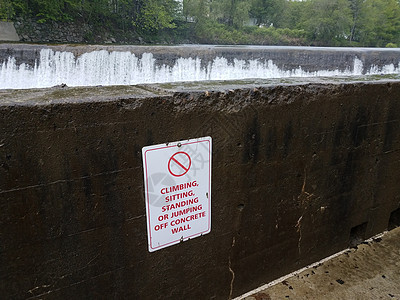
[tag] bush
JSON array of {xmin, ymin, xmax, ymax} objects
[
  {"xmin": 194, "ymin": 21, "xmax": 308, "ymax": 45},
  {"xmin": 386, "ymin": 43, "xmax": 398, "ymax": 48}
]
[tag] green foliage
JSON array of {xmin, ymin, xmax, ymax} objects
[
  {"xmin": 211, "ymin": 0, "xmax": 251, "ymax": 28},
  {"xmin": 303, "ymin": 0, "xmax": 352, "ymax": 45},
  {"xmin": 276, "ymin": 28, "xmax": 306, "ymax": 39},
  {"xmin": 348, "ymin": 0, "xmax": 363, "ymax": 43},
  {"xmin": 4, "ymin": 0, "xmax": 400, "ymax": 47},
  {"xmin": 358, "ymin": 0, "xmax": 400, "ymax": 47},
  {"xmin": 134, "ymin": 0, "xmax": 178, "ymax": 32},
  {"xmin": 194, "ymin": 19, "xmax": 306, "ymax": 45},
  {"xmin": 249, "ymin": 0, "xmax": 286, "ymax": 27},
  {"xmin": 386, "ymin": 42, "xmax": 398, "ymax": 48},
  {"xmin": 0, "ymin": 0, "xmax": 15, "ymax": 21},
  {"xmin": 183, "ymin": 0, "xmax": 209, "ymax": 22},
  {"xmin": 30, "ymin": 0, "xmax": 76, "ymax": 22},
  {"xmin": 279, "ymin": 1, "xmax": 308, "ymax": 30}
]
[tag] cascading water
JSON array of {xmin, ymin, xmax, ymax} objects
[{"xmin": 1, "ymin": 48, "xmax": 399, "ymax": 90}]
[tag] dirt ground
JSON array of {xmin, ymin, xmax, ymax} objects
[{"xmin": 239, "ymin": 227, "xmax": 400, "ymax": 300}]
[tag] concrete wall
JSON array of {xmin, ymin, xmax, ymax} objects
[
  {"xmin": 1, "ymin": 78, "xmax": 400, "ymax": 299},
  {"xmin": 0, "ymin": 22, "xmax": 19, "ymax": 42}
]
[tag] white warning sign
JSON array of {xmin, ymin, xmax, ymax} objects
[{"xmin": 142, "ymin": 136, "xmax": 212, "ymax": 252}]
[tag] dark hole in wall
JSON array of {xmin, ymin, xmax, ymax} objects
[
  {"xmin": 349, "ymin": 222, "xmax": 368, "ymax": 248},
  {"xmin": 237, "ymin": 203, "xmax": 245, "ymax": 211},
  {"xmin": 388, "ymin": 208, "xmax": 400, "ymax": 230}
]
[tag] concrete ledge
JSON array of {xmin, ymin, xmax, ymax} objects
[
  {"xmin": 242, "ymin": 227, "xmax": 400, "ymax": 299},
  {"xmin": 1, "ymin": 78, "xmax": 400, "ymax": 299},
  {"xmin": 0, "ymin": 22, "xmax": 19, "ymax": 41}
]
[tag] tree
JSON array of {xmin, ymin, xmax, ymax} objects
[
  {"xmin": 134, "ymin": 0, "xmax": 179, "ymax": 31},
  {"xmin": 183, "ymin": 0, "xmax": 210, "ymax": 22},
  {"xmin": 249, "ymin": 0, "xmax": 286, "ymax": 27},
  {"xmin": 358, "ymin": 0, "xmax": 400, "ymax": 47},
  {"xmin": 280, "ymin": 0, "xmax": 308, "ymax": 30},
  {"xmin": 348, "ymin": 0, "xmax": 363, "ymax": 43},
  {"xmin": 114, "ymin": 0, "xmax": 144, "ymax": 30},
  {"xmin": 211, "ymin": 0, "xmax": 251, "ymax": 28},
  {"xmin": 303, "ymin": 0, "xmax": 352, "ymax": 45}
]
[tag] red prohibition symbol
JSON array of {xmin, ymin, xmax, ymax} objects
[{"xmin": 168, "ymin": 151, "xmax": 191, "ymax": 177}]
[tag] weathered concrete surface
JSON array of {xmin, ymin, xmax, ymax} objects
[
  {"xmin": 0, "ymin": 22, "xmax": 19, "ymax": 42},
  {"xmin": 242, "ymin": 227, "xmax": 400, "ymax": 300},
  {"xmin": 1, "ymin": 77, "xmax": 400, "ymax": 299},
  {"xmin": 1, "ymin": 43, "xmax": 400, "ymax": 73}
]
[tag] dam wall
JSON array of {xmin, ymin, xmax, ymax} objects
[
  {"xmin": 1, "ymin": 77, "xmax": 400, "ymax": 299},
  {"xmin": 1, "ymin": 44, "xmax": 400, "ymax": 89},
  {"xmin": 2, "ymin": 44, "xmax": 400, "ymax": 71}
]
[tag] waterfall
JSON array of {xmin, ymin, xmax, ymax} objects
[{"xmin": 0, "ymin": 48, "xmax": 399, "ymax": 90}]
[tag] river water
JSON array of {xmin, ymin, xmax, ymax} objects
[{"xmin": 1, "ymin": 45, "xmax": 400, "ymax": 89}]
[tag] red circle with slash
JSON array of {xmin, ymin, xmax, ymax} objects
[{"xmin": 168, "ymin": 152, "xmax": 191, "ymax": 177}]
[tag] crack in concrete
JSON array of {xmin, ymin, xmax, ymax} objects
[
  {"xmin": 126, "ymin": 214, "xmax": 146, "ymax": 222},
  {"xmin": 229, "ymin": 255, "xmax": 235, "ymax": 300},
  {"xmin": 295, "ymin": 215, "xmax": 304, "ymax": 255},
  {"xmin": 295, "ymin": 168, "xmax": 314, "ymax": 256},
  {"xmin": 28, "ymin": 284, "xmax": 52, "ymax": 295},
  {"xmin": 0, "ymin": 167, "xmax": 135, "ymax": 195},
  {"xmin": 298, "ymin": 168, "xmax": 314, "ymax": 204},
  {"xmin": 26, "ymin": 266, "xmax": 127, "ymax": 299},
  {"xmin": 229, "ymin": 236, "xmax": 236, "ymax": 299}
]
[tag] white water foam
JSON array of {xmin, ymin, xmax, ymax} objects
[{"xmin": 0, "ymin": 49, "xmax": 399, "ymax": 89}]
